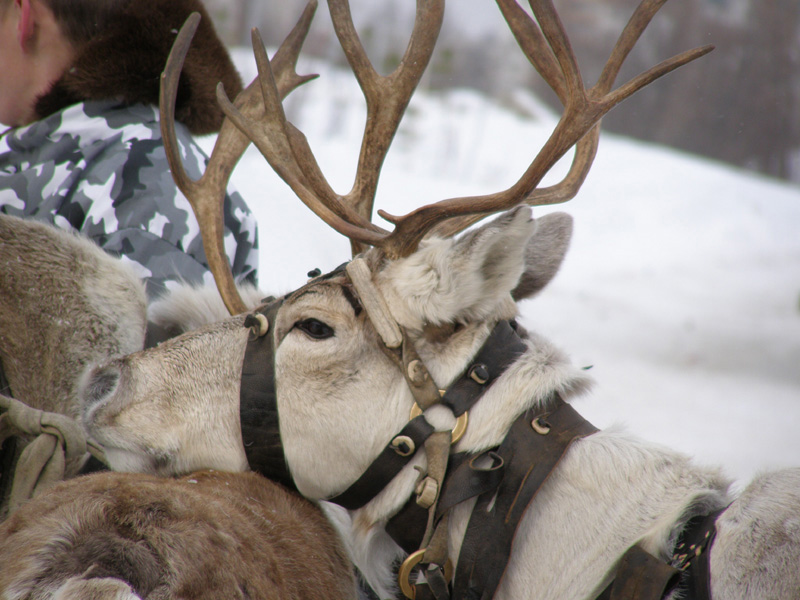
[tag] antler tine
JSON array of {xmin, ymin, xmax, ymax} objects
[
  {"xmin": 215, "ymin": 27, "xmax": 387, "ymax": 245},
  {"xmin": 218, "ymin": 0, "xmax": 445, "ymax": 257},
  {"xmin": 328, "ymin": 0, "xmax": 445, "ymax": 227},
  {"xmin": 430, "ymin": 0, "xmax": 596, "ymax": 239},
  {"xmin": 430, "ymin": 129, "xmax": 600, "ymax": 239},
  {"xmin": 160, "ymin": 3, "xmax": 318, "ymax": 315},
  {"xmin": 596, "ymin": 0, "xmax": 671, "ymax": 93},
  {"xmin": 495, "ymin": 0, "xmax": 567, "ymax": 103},
  {"xmin": 376, "ymin": 0, "xmax": 713, "ymax": 256}
]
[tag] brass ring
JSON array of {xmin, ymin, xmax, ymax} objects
[
  {"xmin": 409, "ymin": 403, "xmax": 468, "ymax": 445},
  {"xmin": 398, "ymin": 549, "xmax": 454, "ymax": 600}
]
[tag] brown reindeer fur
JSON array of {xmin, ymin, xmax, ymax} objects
[
  {"xmin": 0, "ymin": 214, "xmax": 146, "ymax": 420},
  {"xmin": 0, "ymin": 470, "xmax": 357, "ymax": 599}
]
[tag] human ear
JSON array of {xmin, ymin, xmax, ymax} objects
[{"xmin": 16, "ymin": 0, "xmax": 34, "ymax": 49}]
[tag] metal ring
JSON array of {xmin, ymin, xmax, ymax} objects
[
  {"xmin": 398, "ymin": 549, "xmax": 454, "ymax": 600},
  {"xmin": 409, "ymin": 403, "xmax": 468, "ymax": 444}
]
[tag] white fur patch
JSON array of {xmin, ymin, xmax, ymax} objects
[{"xmin": 148, "ymin": 282, "xmax": 266, "ymax": 332}]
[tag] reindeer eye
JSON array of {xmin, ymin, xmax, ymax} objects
[{"xmin": 294, "ymin": 318, "xmax": 334, "ymax": 340}]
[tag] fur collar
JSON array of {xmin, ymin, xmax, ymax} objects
[{"xmin": 34, "ymin": 0, "xmax": 242, "ymax": 135}]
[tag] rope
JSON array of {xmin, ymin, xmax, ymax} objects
[{"xmin": 0, "ymin": 394, "xmax": 95, "ymax": 516}]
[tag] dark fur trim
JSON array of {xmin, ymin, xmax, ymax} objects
[{"xmin": 34, "ymin": 0, "xmax": 243, "ymax": 134}]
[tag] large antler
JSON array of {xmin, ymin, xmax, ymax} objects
[
  {"xmin": 161, "ymin": 0, "xmax": 712, "ymax": 314},
  {"xmin": 216, "ymin": 0, "xmax": 710, "ymax": 261},
  {"xmin": 375, "ymin": 0, "xmax": 712, "ymax": 254},
  {"xmin": 431, "ymin": 0, "xmax": 703, "ymax": 238},
  {"xmin": 216, "ymin": 0, "xmax": 445, "ymax": 256},
  {"xmin": 160, "ymin": 2, "xmax": 318, "ymax": 315}
]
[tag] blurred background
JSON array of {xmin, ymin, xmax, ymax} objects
[{"xmin": 204, "ymin": 0, "xmax": 800, "ymax": 185}]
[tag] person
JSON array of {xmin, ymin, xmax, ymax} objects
[{"xmin": 0, "ymin": 0, "xmax": 259, "ymax": 300}]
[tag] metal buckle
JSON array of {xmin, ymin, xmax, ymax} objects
[{"xmin": 398, "ymin": 549, "xmax": 454, "ymax": 600}]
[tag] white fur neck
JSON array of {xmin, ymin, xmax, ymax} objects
[
  {"xmin": 344, "ymin": 326, "xmax": 594, "ymax": 597},
  {"xmin": 341, "ymin": 330, "xmax": 731, "ymax": 600}
]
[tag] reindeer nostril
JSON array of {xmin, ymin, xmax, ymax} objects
[{"xmin": 83, "ymin": 366, "xmax": 120, "ymax": 409}]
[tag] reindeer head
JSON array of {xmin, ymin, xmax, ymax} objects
[
  {"xmin": 82, "ymin": 0, "xmax": 710, "ymax": 506},
  {"xmin": 271, "ymin": 205, "xmax": 558, "ymax": 498}
]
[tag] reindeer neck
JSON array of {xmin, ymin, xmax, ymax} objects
[
  {"xmin": 347, "ymin": 324, "xmax": 596, "ymax": 596},
  {"xmin": 456, "ymin": 429, "xmax": 731, "ymax": 600}
]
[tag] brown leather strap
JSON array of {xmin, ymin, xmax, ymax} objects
[
  {"xmin": 596, "ymin": 545, "xmax": 681, "ymax": 600},
  {"xmin": 440, "ymin": 321, "xmax": 528, "ymax": 417},
  {"xmin": 672, "ymin": 508, "xmax": 726, "ymax": 600},
  {"xmin": 327, "ymin": 416, "xmax": 436, "ymax": 510},
  {"xmin": 386, "ymin": 497, "xmax": 430, "ymax": 554},
  {"xmin": 239, "ymin": 299, "xmax": 296, "ymax": 491},
  {"xmin": 330, "ymin": 320, "xmax": 526, "ymax": 512},
  {"xmin": 434, "ymin": 451, "xmax": 504, "ymax": 522},
  {"xmin": 453, "ymin": 396, "xmax": 598, "ymax": 600}
]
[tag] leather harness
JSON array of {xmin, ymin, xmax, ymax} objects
[{"xmin": 237, "ymin": 272, "xmax": 723, "ymax": 600}]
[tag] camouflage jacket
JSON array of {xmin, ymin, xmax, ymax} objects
[{"xmin": 0, "ymin": 100, "xmax": 258, "ymax": 300}]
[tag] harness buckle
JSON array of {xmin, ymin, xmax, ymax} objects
[{"xmin": 398, "ymin": 549, "xmax": 454, "ymax": 600}]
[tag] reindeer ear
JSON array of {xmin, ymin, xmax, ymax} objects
[
  {"xmin": 512, "ymin": 212, "xmax": 573, "ymax": 301},
  {"xmin": 455, "ymin": 205, "xmax": 536, "ymax": 298},
  {"xmin": 382, "ymin": 206, "xmax": 536, "ymax": 325}
]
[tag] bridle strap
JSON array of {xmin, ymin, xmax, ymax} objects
[
  {"xmin": 594, "ymin": 507, "xmax": 726, "ymax": 600},
  {"xmin": 239, "ymin": 299, "xmax": 296, "ymax": 491},
  {"xmin": 439, "ymin": 320, "xmax": 528, "ymax": 417},
  {"xmin": 671, "ymin": 508, "xmax": 726, "ymax": 600},
  {"xmin": 327, "ymin": 416, "xmax": 436, "ymax": 510},
  {"xmin": 595, "ymin": 545, "xmax": 681, "ymax": 600},
  {"xmin": 452, "ymin": 395, "xmax": 599, "ymax": 600},
  {"xmin": 326, "ymin": 319, "xmax": 528, "ymax": 512}
]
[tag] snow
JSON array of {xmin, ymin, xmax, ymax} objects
[{"xmin": 201, "ymin": 52, "xmax": 800, "ymax": 492}]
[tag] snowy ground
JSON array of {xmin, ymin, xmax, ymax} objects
[{"xmin": 201, "ymin": 51, "xmax": 800, "ymax": 492}]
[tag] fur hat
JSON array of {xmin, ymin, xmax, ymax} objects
[{"xmin": 35, "ymin": 0, "xmax": 243, "ymax": 134}]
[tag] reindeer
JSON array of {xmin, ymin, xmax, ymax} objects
[
  {"xmin": 75, "ymin": 1, "xmax": 800, "ymax": 599},
  {"xmin": 0, "ymin": 469, "xmax": 357, "ymax": 599},
  {"xmin": 0, "ymin": 214, "xmax": 148, "ymax": 515}
]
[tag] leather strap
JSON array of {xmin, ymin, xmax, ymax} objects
[
  {"xmin": 239, "ymin": 299, "xmax": 296, "ymax": 491},
  {"xmin": 595, "ymin": 545, "xmax": 680, "ymax": 600},
  {"xmin": 327, "ymin": 416, "xmax": 436, "ymax": 510},
  {"xmin": 328, "ymin": 320, "xmax": 526, "ymax": 512},
  {"xmin": 386, "ymin": 497, "xmax": 430, "ymax": 555},
  {"xmin": 434, "ymin": 451, "xmax": 504, "ymax": 522},
  {"xmin": 672, "ymin": 508, "xmax": 726, "ymax": 600},
  {"xmin": 453, "ymin": 396, "xmax": 598, "ymax": 600},
  {"xmin": 439, "ymin": 321, "xmax": 528, "ymax": 417}
]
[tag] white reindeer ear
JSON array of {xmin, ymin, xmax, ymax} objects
[
  {"xmin": 382, "ymin": 206, "xmax": 536, "ymax": 325},
  {"xmin": 512, "ymin": 211, "xmax": 573, "ymax": 301}
]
